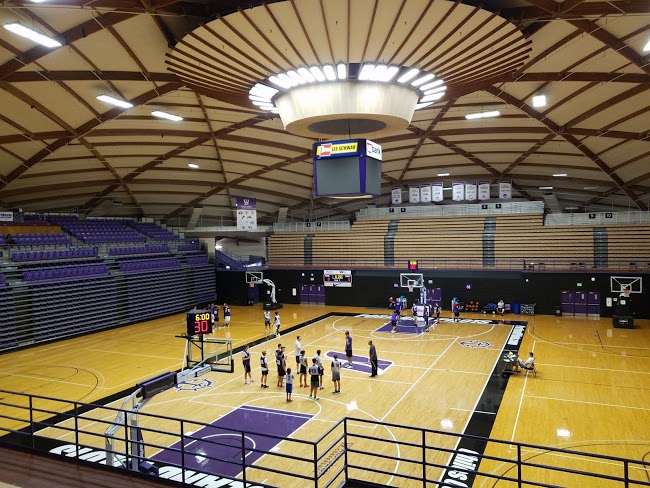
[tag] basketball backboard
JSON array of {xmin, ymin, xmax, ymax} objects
[
  {"xmin": 245, "ymin": 271, "xmax": 263, "ymax": 284},
  {"xmin": 400, "ymin": 273, "xmax": 424, "ymax": 288},
  {"xmin": 610, "ymin": 276, "xmax": 642, "ymax": 294}
]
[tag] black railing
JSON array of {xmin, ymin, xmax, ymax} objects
[{"xmin": 0, "ymin": 389, "xmax": 649, "ymax": 488}]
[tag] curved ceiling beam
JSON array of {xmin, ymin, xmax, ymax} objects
[
  {"xmin": 0, "ymin": 12, "xmax": 133, "ymax": 81},
  {"xmin": 484, "ymin": 85, "xmax": 647, "ymax": 210},
  {"xmin": 0, "ymin": 82, "xmax": 182, "ymax": 193}
]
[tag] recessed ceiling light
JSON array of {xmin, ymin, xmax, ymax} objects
[
  {"xmin": 465, "ymin": 110, "xmax": 500, "ymax": 120},
  {"xmin": 4, "ymin": 23, "xmax": 61, "ymax": 48},
  {"xmin": 539, "ymin": 186, "xmax": 553, "ymax": 190},
  {"xmin": 644, "ymin": 39, "xmax": 650, "ymax": 52},
  {"xmin": 413, "ymin": 102, "xmax": 432, "ymax": 110},
  {"xmin": 532, "ymin": 95, "xmax": 546, "ymax": 108},
  {"xmin": 437, "ymin": 173, "xmax": 450, "ymax": 177},
  {"xmin": 151, "ymin": 110, "xmax": 183, "ymax": 121},
  {"xmin": 553, "ymin": 173, "xmax": 568, "ymax": 177},
  {"xmin": 96, "ymin": 94, "xmax": 133, "ymax": 108},
  {"xmin": 397, "ymin": 68, "xmax": 419, "ymax": 84},
  {"xmin": 557, "ymin": 428, "xmax": 571, "ymax": 437},
  {"xmin": 411, "ymin": 73, "xmax": 435, "ymax": 87},
  {"xmin": 188, "ymin": 163, "xmax": 199, "ymax": 169},
  {"xmin": 309, "ymin": 66, "xmax": 326, "ymax": 82}
]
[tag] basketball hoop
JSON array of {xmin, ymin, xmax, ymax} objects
[
  {"xmin": 249, "ymin": 282, "xmax": 255, "ymax": 288},
  {"xmin": 622, "ymin": 288, "xmax": 631, "ymax": 298},
  {"xmin": 408, "ymin": 281, "xmax": 415, "ymax": 293}
]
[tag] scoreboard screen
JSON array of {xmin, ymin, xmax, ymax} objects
[
  {"xmin": 408, "ymin": 260, "xmax": 419, "ymax": 271},
  {"xmin": 323, "ymin": 269, "xmax": 352, "ymax": 287},
  {"xmin": 187, "ymin": 309, "xmax": 214, "ymax": 336}
]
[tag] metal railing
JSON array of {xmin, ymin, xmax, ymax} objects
[
  {"xmin": 357, "ymin": 202, "xmax": 545, "ymax": 220},
  {"xmin": 273, "ymin": 221, "xmax": 351, "ymax": 233},
  {"xmin": 545, "ymin": 211, "xmax": 650, "ymax": 226},
  {"xmin": 1, "ymin": 389, "xmax": 649, "ymax": 488},
  {"xmin": 266, "ymin": 257, "xmax": 649, "ymax": 272}
]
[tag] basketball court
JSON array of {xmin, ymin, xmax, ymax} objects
[{"xmin": 1, "ymin": 275, "xmax": 649, "ymax": 487}]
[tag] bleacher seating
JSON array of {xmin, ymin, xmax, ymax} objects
[
  {"xmin": 109, "ymin": 245, "xmax": 168, "ymax": 256},
  {"xmin": 126, "ymin": 221, "xmax": 178, "ymax": 241},
  {"xmin": 52, "ymin": 219, "xmax": 147, "ymax": 244},
  {"xmin": 10, "ymin": 233, "xmax": 71, "ymax": 246},
  {"xmin": 12, "ymin": 248, "xmax": 97, "ymax": 262},
  {"xmin": 0, "ymin": 274, "xmax": 16, "ymax": 349},
  {"xmin": 178, "ymin": 242, "xmax": 200, "ymax": 252},
  {"xmin": 187, "ymin": 255, "xmax": 209, "ymax": 266},
  {"xmin": 120, "ymin": 259, "xmax": 180, "ymax": 273},
  {"xmin": 23, "ymin": 265, "xmax": 108, "ymax": 282}
]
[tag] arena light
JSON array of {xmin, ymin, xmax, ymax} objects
[
  {"xmin": 414, "ymin": 102, "xmax": 433, "ymax": 110},
  {"xmin": 358, "ymin": 64, "xmax": 374, "ymax": 81},
  {"xmin": 4, "ymin": 22, "xmax": 61, "ymax": 47},
  {"xmin": 337, "ymin": 63, "xmax": 347, "ymax": 80},
  {"xmin": 151, "ymin": 110, "xmax": 183, "ymax": 121},
  {"xmin": 423, "ymin": 85, "xmax": 446, "ymax": 96},
  {"xmin": 297, "ymin": 67, "xmax": 315, "ymax": 83},
  {"xmin": 287, "ymin": 70, "xmax": 307, "ymax": 85},
  {"xmin": 437, "ymin": 172, "xmax": 450, "ymax": 177},
  {"xmin": 188, "ymin": 163, "xmax": 199, "ymax": 169},
  {"xmin": 310, "ymin": 66, "xmax": 326, "ymax": 82},
  {"xmin": 323, "ymin": 65, "xmax": 336, "ymax": 81},
  {"xmin": 553, "ymin": 173, "xmax": 568, "ymax": 177},
  {"xmin": 644, "ymin": 39, "xmax": 650, "ymax": 52},
  {"xmin": 465, "ymin": 110, "xmax": 500, "ymax": 120},
  {"xmin": 420, "ymin": 92, "xmax": 445, "ymax": 103},
  {"xmin": 532, "ymin": 95, "xmax": 547, "ymax": 107},
  {"xmin": 96, "ymin": 94, "xmax": 133, "ymax": 108},
  {"xmin": 421, "ymin": 79, "xmax": 444, "ymax": 91},
  {"xmin": 411, "ymin": 73, "xmax": 435, "ymax": 87},
  {"xmin": 539, "ymin": 186, "xmax": 554, "ymax": 190},
  {"xmin": 397, "ymin": 68, "xmax": 419, "ymax": 84}
]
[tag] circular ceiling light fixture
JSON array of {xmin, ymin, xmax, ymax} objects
[{"xmin": 247, "ymin": 63, "xmax": 446, "ymax": 138}]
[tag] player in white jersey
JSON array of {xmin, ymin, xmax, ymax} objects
[
  {"xmin": 314, "ymin": 350, "xmax": 324, "ymax": 390},
  {"xmin": 264, "ymin": 310, "xmax": 271, "ymax": 335},
  {"xmin": 274, "ymin": 312, "xmax": 281, "ymax": 338},
  {"xmin": 331, "ymin": 354, "xmax": 342, "ymax": 394}
]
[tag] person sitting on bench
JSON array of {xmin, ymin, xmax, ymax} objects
[{"xmin": 513, "ymin": 352, "xmax": 535, "ymax": 373}]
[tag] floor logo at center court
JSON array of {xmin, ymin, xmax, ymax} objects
[
  {"xmin": 176, "ymin": 377, "xmax": 213, "ymax": 392},
  {"xmin": 459, "ymin": 340, "xmax": 492, "ymax": 349}
]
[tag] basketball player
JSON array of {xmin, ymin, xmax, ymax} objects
[
  {"xmin": 390, "ymin": 310, "xmax": 398, "ymax": 334},
  {"xmin": 274, "ymin": 312, "xmax": 281, "ymax": 338},
  {"xmin": 453, "ymin": 301, "xmax": 460, "ymax": 322},
  {"xmin": 513, "ymin": 352, "xmax": 535, "ymax": 373},
  {"xmin": 368, "ymin": 340, "xmax": 378, "ymax": 377},
  {"xmin": 264, "ymin": 309, "xmax": 271, "ymax": 334},
  {"xmin": 331, "ymin": 354, "xmax": 342, "ymax": 394},
  {"xmin": 285, "ymin": 368, "xmax": 294, "ymax": 402},
  {"xmin": 344, "ymin": 331, "xmax": 353, "ymax": 369},
  {"xmin": 308, "ymin": 358, "xmax": 320, "ymax": 400},
  {"xmin": 242, "ymin": 344, "xmax": 252, "ymax": 384},
  {"xmin": 423, "ymin": 305, "xmax": 430, "ymax": 332},
  {"xmin": 276, "ymin": 346, "xmax": 286, "ymax": 388},
  {"xmin": 213, "ymin": 304, "xmax": 220, "ymax": 329},
  {"xmin": 299, "ymin": 350, "xmax": 307, "ymax": 387},
  {"xmin": 394, "ymin": 299, "xmax": 402, "ymax": 318},
  {"xmin": 411, "ymin": 302, "xmax": 417, "ymax": 318},
  {"xmin": 294, "ymin": 336, "xmax": 302, "ymax": 367},
  {"xmin": 223, "ymin": 303, "xmax": 231, "ymax": 327},
  {"xmin": 260, "ymin": 351, "xmax": 269, "ymax": 388},
  {"xmin": 434, "ymin": 304, "xmax": 441, "ymax": 324},
  {"xmin": 315, "ymin": 349, "xmax": 324, "ymax": 389}
]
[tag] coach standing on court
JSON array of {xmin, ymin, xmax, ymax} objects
[{"xmin": 368, "ymin": 340, "xmax": 378, "ymax": 377}]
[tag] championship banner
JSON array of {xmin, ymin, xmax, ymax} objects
[
  {"xmin": 236, "ymin": 197, "xmax": 257, "ymax": 231},
  {"xmin": 452, "ymin": 181, "xmax": 465, "ymax": 201},
  {"xmin": 465, "ymin": 181, "xmax": 477, "ymax": 201},
  {"xmin": 432, "ymin": 182, "xmax": 444, "ymax": 202},
  {"xmin": 0, "ymin": 211, "xmax": 13, "ymax": 222},
  {"xmin": 391, "ymin": 187, "xmax": 402, "ymax": 205},
  {"xmin": 499, "ymin": 179, "xmax": 512, "ymax": 200},
  {"xmin": 409, "ymin": 186, "xmax": 420, "ymax": 203},
  {"xmin": 478, "ymin": 180, "xmax": 491, "ymax": 200},
  {"xmin": 419, "ymin": 184, "xmax": 432, "ymax": 203}
]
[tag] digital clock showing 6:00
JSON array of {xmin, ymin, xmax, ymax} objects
[{"xmin": 186, "ymin": 309, "xmax": 213, "ymax": 336}]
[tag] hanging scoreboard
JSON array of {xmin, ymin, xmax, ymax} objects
[{"xmin": 323, "ymin": 269, "xmax": 352, "ymax": 287}]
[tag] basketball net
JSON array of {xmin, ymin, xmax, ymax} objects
[
  {"xmin": 408, "ymin": 284, "xmax": 414, "ymax": 293},
  {"xmin": 622, "ymin": 288, "xmax": 631, "ymax": 298}
]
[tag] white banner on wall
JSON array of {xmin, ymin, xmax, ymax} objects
[
  {"xmin": 0, "ymin": 212, "xmax": 13, "ymax": 222},
  {"xmin": 432, "ymin": 183, "xmax": 444, "ymax": 202},
  {"xmin": 499, "ymin": 179, "xmax": 512, "ymax": 200},
  {"xmin": 391, "ymin": 187, "xmax": 402, "ymax": 205},
  {"xmin": 452, "ymin": 181, "xmax": 465, "ymax": 201},
  {"xmin": 478, "ymin": 181, "xmax": 491, "ymax": 200},
  {"xmin": 409, "ymin": 186, "xmax": 420, "ymax": 203},
  {"xmin": 465, "ymin": 181, "xmax": 477, "ymax": 201},
  {"xmin": 419, "ymin": 184, "xmax": 432, "ymax": 203}
]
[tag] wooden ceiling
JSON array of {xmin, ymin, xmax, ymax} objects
[{"xmin": 0, "ymin": 0, "xmax": 648, "ymax": 225}]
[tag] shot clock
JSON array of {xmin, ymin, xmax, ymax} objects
[{"xmin": 187, "ymin": 309, "xmax": 214, "ymax": 336}]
